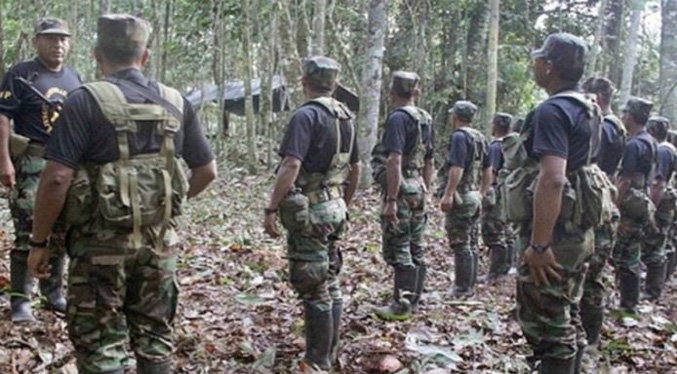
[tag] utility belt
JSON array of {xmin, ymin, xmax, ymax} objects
[
  {"xmin": 10, "ymin": 133, "xmax": 45, "ymax": 158},
  {"xmin": 304, "ymin": 185, "xmax": 343, "ymax": 205}
]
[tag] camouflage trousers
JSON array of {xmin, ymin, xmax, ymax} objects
[
  {"xmin": 381, "ymin": 179, "xmax": 427, "ymax": 268},
  {"xmin": 285, "ymin": 198, "xmax": 347, "ymax": 312},
  {"xmin": 580, "ymin": 219, "xmax": 617, "ymax": 313},
  {"xmin": 613, "ymin": 190, "xmax": 654, "ymax": 275},
  {"xmin": 482, "ymin": 188, "xmax": 510, "ymax": 275},
  {"xmin": 445, "ymin": 191, "xmax": 482, "ymax": 255},
  {"xmin": 66, "ymin": 226, "xmax": 179, "ymax": 374},
  {"xmin": 9, "ymin": 154, "xmax": 67, "ymax": 253},
  {"xmin": 642, "ymin": 194, "xmax": 675, "ymax": 266},
  {"xmin": 516, "ymin": 223, "xmax": 593, "ymax": 360}
]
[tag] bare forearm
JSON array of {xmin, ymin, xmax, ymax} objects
[
  {"xmin": 386, "ymin": 155, "xmax": 402, "ymax": 198},
  {"xmin": 615, "ymin": 178, "xmax": 631, "ymax": 207},
  {"xmin": 530, "ymin": 176, "xmax": 565, "ymax": 246},
  {"xmin": 343, "ymin": 162, "xmax": 361, "ymax": 206},
  {"xmin": 267, "ymin": 158, "xmax": 301, "ymax": 210},
  {"xmin": 649, "ymin": 180, "xmax": 665, "ymax": 206},
  {"xmin": 480, "ymin": 167, "xmax": 493, "ymax": 196},
  {"xmin": 187, "ymin": 160, "xmax": 217, "ymax": 199},
  {"xmin": 423, "ymin": 158, "xmax": 434, "ymax": 190},
  {"xmin": 0, "ymin": 116, "xmax": 11, "ymax": 162},
  {"xmin": 31, "ymin": 164, "xmax": 73, "ymax": 242},
  {"xmin": 444, "ymin": 166, "xmax": 463, "ymax": 198}
]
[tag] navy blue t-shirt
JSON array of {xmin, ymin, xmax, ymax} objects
[
  {"xmin": 620, "ymin": 131, "xmax": 655, "ymax": 177},
  {"xmin": 0, "ymin": 58, "xmax": 82, "ymax": 143},
  {"xmin": 597, "ymin": 116, "xmax": 625, "ymax": 176},
  {"xmin": 655, "ymin": 143, "xmax": 677, "ymax": 182},
  {"xmin": 381, "ymin": 109, "xmax": 434, "ymax": 159},
  {"xmin": 526, "ymin": 87, "xmax": 598, "ymax": 172},
  {"xmin": 446, "ymin": 129, "xmax": 490, "ymax": 170},
  {"xmin": 488, "ymin": 139, "xmax": 504, "ymax": 174},
  {"xmin": 279, "ymin": 102, "xmax": 360, "ymax": 173}
]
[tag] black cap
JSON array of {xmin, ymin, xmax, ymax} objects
[
  {"xmin": 532, "ymin": 33, "xmax": 588, "ymax": 81},
  {"xmin": 302, "ymin": 56, "xmax": 341, "ymax": 91},
  {"xmin": 391, "ymin": 71, "xmax": 420, "ymax": 96},
  {"xmin": 97, "ymin": 14, "xmax": 149, "ymax": 49},
  {"xmin": 35, "ymin": 18, "xmax": 71, "ymax": 37},
  {"xmin": 493, "ymin": 112, "xmax": 513, "ymax": 132},
  {"xmin": 622, "ymin": 97, "xmax": 653, "ymax": 125}
]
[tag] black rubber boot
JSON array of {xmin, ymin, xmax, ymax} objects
[
  {"xmin": 329, "ymin": 300, "xmax": 342, "ymax": 364},
  {"xmin": 10, "ymin": 250, "xmax": 35, "ymax": 323},
  {"xmin": 666, "ymin": 251, "xmax": 677, "ymax": 283},
  {"xmin": 539, "ymin": 357, "xmax": 575, "ymax": 374},
  {"xmin": 451, "ymin": 251, "xmax": 474, "ymax": 298},
  {"xmin": 39, "ymin": 252, "xmax": 67, "ymax": 313},
  {"xmin": 643, "ymin": 263, "xmax": 667, "ymax": 301},
  {"xmin": 481, "ymin": 245, "xmax": 509, "ymax": 283},
  {"xmin": 411, "ymin": 265, "xmax": 427, "ymax": 312},
  {"xmin": 619, "ymin": 269, "xmax": 640, "ymax": 313},
  {"xmin": 573, "ymin": 347, "xmax": 585, "ymax": 374},
  {"xmin": 303, "ymin": 303, "xmax": 332, "ymax": 370},
  {"xmin": 580, "ymin": 307, "xmax": 604, "ymax": 347},
  {"xmin": 374, "ymin": 266, "xmax": 417, "ymax": 321},
  {"xmin": 137, "ymin": 358, "xmax": 172, "ymax": 374},
  {"xmin": 470, "ymin": 250, "xmax": 479, "ymax": 290}
]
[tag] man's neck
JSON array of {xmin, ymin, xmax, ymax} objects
[
  {"xmin": 36, "ymin": 57, "xmax": 63, "ymax": 73},
  {"xmin": 393, "ymin": 96, "xmax": 415, "ymax": 109},
  {"xmin": 306, "ymin": 91, "xmax": 332, "ymax": 100},
  {"xmin": 546, "ymin": 80, "xmax": 576, "ymax": 96},
  {"xmin": 629, "ymin": 124, "xmax": 644, "ymax": 136},
  {"xmin": 599, "ymin": 103, "xmax": 611, "ymax": 116},
  {"xmin": 102, "ymin": 64, "xmax": 141, "ymax": 76}
]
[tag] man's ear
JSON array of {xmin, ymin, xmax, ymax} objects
[{"xmin": 140, "ymin": 48, "xmax": 151, "ymax": 67}]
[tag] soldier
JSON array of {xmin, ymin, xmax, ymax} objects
[
  {"xmin": 0, "ymin": 18, "xmax": 81, "ymax": 322},
  {"xmin": 372, "ymin": 71, "xmax": 434, "ymax": 321},
  {"xmin": 263, "ymin": 56, "xmax": 360, "ymax": 372},
  {"xmin": 515, "ymin": 33, "xmax": 601, "ymax": 373},
  {"xmin": 439, "ymin": 101, "xmax": 491, "ymax": 298},
  {"xmin": 613, "ymin": 97, "xmax": 656, "ymax": 314},
  {"xmin": 579, "ymin": 77, "xmax": 624, "ymax": 349},
  {"xmin": 27, "ymin": 14, "xmax": 217, "ymax": 374},
  {"xmin": 664, "ymin": 118, "xmax": 677, "ymax": 283},
  {"xmin": 642, "ymin": 116, "xmax": 677, "ymax": 301},
  {"xmin": 480, "ymin": 112, "xmax": 512, "ymax": 282}
]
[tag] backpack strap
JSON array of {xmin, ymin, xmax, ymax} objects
[
  {"xmin": 549, "ymin": 91, "xmax": 602, "ymax": 166},
  {"xmin": 397, "ymin": 106, "xmax": 432, "ymax": 147}
]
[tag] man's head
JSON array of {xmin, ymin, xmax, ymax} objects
[
  {"xmin": 621, "ymin": 97, "xmax": 653, "ymax": 130},
  {"xmin": 390, "ymin": 71, "xmax": 420, "ymax": 101},
  {"xmin": 33, "ymin": 18, "xmax": 71, "ymax": 70},
  {"xmin": 449, "ymin": 100, "xmax": 477, "ymax": 128},
  {"xmin": 647, "ymin": 116, "xmax": 671, "ymax": 142},
  {"xmin": 582, "ymin": 76, "xmax": 614, "ymax": 107},
  {"xmin": 301, "ymin": 56, "xmax": 340, "ymax": 96},
  {"xmin": 511, "ymin": 118, "xmax": 524, "ymax": 133},
  {"xmin": 94, "ymin": 14, "xmax": 150, "ymax": 69},
  {"xmin": 531, "ymin": 33, "xmax": 587, "ymax": 90},
  {"xmin": 492, "ymin": 112, "xmax": 512, "ymax": 137}
]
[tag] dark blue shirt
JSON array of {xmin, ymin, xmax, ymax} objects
[
  {"xmin": 655, "ymin": 143, "xmax": 677, "ymax": 182},
  {"xmin": 446, "ymin": 129, "xmax": 490, "ymax": 170},
  {"xmin": 0, "ymin": 58, "xmax": 82, "ymax": 143},
  {"xmin": 381, "ymin": 109, "xmax": 434, "ymax": 159},
  {"xmin": 596, "ymin": 116, "xmax": 625, "ymax": 176},
  {"xmin": 488, "ymin": 139, "xmax": 504, "ymax": 174},
  {"xmin": 620, "ymin": 130, "xmax": 655, "ymax": 177},
  {"xmin": 527, "ymin": 87, "xmax": 598, "ymax": 172}
]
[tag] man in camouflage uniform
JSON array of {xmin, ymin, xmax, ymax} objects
[
  {"xmin": 579, "ymin": 77, "xmax": 624, "ymax": 348},
  {"xmin": 664, "ymin": 118, "xmax": 677, "ymax": 283},
  {"xmin": 27, "ymin": 15, "xmax": 217, "ymax": 374},
  {"xmin": 642, "ymin": 116, "xmax": 677, "ymax": 301},
  {"xmin": 515, "ymin": 33, "xmax": 600, "ymax": 373},
  {"xmin": 373, "ymin": 71, "xmax": 434, "ymax": 321},
  {"xmin": 439, "ymin": 101, "xmax": 491, "ymax": 298},
  {"xmin": 613, "ymin": 97, "xmax": 656, "ymax": 314},
  {"xmin": 264, "ymin": 56, "xmax": 360, "ymax": 372},
  {"xmin": 480, "ymin": 112, "xmax": 513, "ymax": 283},
  {"xmin": 0, "ymin": 18, "xmax": 81, "ymax": 322}
]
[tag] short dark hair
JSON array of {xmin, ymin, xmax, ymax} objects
[
  {"xmin": 96, "ymin": 44, "xmax": 145, "ymax": 66},
  {"xmin": 647, "ymin": 117, "xmax": 670, "ymax": 141},
  {"xmin": 511, "ymin": 118, "xmax": 524, "ymax": 133},
  {"xmin": 493, "ymin": 113, "xmax": 512, "ymax": 134},
  {"xmin": 582, "ymin": 77, "xmax": 614, "ymax": 103}
]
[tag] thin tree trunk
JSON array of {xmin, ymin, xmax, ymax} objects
[
  {"xmin": 660, "ymin": 0, "xmax": 677, "ymax": 120},
  {"xmin": 604, "ymin": 0, "xmax": 625, "ymax": 84},
  {"xmin": 0, "ymin": 3, "xmax": 5, "ymax": 77},
  {"xmin": 100, "ymin": 0, "xmax": 110, "ymax": 14},
  {"xmin": 590, "ymin": 0, "xmax": 609, "ymax": 74},
  {"xmin": 278, "ymin": 0, "xmax": 303, "ymax": 108},
  {"xmin": 159, "ymin": 0, "xmax": 172, "ymax": 82},
  {"xmin": 619, "ymin": 1, "xmax": 642, "ymax": 105},
  {"xmin": 464, "ymin": 1, "xmax": 490, "ymax": 101},
  {"xmin": 263, "ymin": 4, "xmax": 278, "ymax": 169},
  {"xmin": 297, "ymin": 0, "xmax": 310, "ymax": 57},
  {"xmin": 243, "ymin": 0, "xmax": 258, "ymax": 173},
  {"xmin": 358, "ymin": 0, "xmax": 387, "ymax": 187},
  {"xmin": 485, "ymin": 0, "xmax": 500, "ymax": 133},
  {"xmin": 311, "ymin": 0, "xmax": 326, "ymax": 55}
]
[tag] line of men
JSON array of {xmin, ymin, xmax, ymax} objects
[{"xmin": 263, "ymin": 33, "xmax": 676, "ymax": 374}]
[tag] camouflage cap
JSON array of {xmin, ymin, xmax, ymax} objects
[
  {"xmin": 97, "ymin": 14, "xmax": 149, "ymax": 49},
  {"xmin": 35, "ymin": 18, "xmax": 71, "ymax": 37},
  {"xmin": 391, "ymin": 71, "xmax": 420, "ymax": 96},
  {"xmin": 493, "ymin": 112, "xmax": 513, "ymax": 130},
  {"xmin": 531, "ymin": 33, "xmax": 587, "ymax": 81},
  {"xmin": 449, "ymin": 100, "xmax": 477, "ymax": 122},
  {"xmin": 622, "ymin": 97, "xmax": 653, "ymax": 124},
  {"xmin": 302, "ymin": 56, "xmax": 340, "ymax": 91},
  {"xmin": 647, "ymin": 116, "xmax": 671, "ymax": 128}
]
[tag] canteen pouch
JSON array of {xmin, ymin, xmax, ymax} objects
[{"xmin": 279, "ymin": 189, "xmax": 310, "ymax": 233}]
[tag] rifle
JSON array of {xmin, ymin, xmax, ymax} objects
[{"xmin": 14, "ymin": 73, "xmax": 63, "ymax": 111}]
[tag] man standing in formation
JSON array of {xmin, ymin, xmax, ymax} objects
[
  {"xmin": 439, "ymin": 101, "xmax": 491, "ymax": 298},
  {"xmin": 374, "ymin": 71, "xmax": 434, "ymax": 321},
  {"xmin": 27, "ymin": 14, "xmax": 216, "ymax": 374},
  {"xmin": 0, "ymin": 18, "xmax": 81, "ymax": 322},
  {"xmin": 264, "ymin": 56, "xmax": 360, "ymax": 372}
]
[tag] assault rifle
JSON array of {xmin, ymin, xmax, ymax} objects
[{"xmin": 14, "ymin": 73, "xmax": 63, "ymax": 111}]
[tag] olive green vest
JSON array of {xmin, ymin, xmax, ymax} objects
[{"xmin": 456, "ymin": 127, "xmax": 486, "ymax": 192}]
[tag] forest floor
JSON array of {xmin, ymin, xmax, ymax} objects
[{"xmin": 1, "ymin": 168, "xmax": 677, "ymax": 373}]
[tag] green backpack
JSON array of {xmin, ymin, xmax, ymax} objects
[{"xmin": 61, "ymin": 81, "xmax": 190, "ymax": 248}]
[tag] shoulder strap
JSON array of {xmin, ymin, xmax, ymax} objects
[
  {"xmin": 306, "ymin": 97, "xmax": 355, "ymax": 120},
  {"xmin": 604, "ymin": 114, "xmax": 626, "ymax": 136},
  {"xmin": 107, "ymin": 77, "xmax": 184, "ymax": 122},
  {"xmin": 550, "ymin": 90, "xmax": 602, "ymax": 166}
]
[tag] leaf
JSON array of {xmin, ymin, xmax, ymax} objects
[
  {"xmin": 251, "ymin": 345, "xmax": 277, "ymax": 372},
  {"xmin": 235, "ymin": 293, "xmax": 267, "ymax": 305}
]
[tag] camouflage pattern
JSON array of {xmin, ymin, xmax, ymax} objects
[
  {"xmin": 642, "ymin": 190, "xmax": 676, "ymax": 266},
  {"xmin": 97, "ymin": 14, "xmax": 149, "ymax": 49},
  {"xmin": 381, "ymin": 178, "xmax": 427, "ymax": 267},
  {"xmin": 449, "ymin": 101, "xmax": 477, "ymax": 122},
  {"xmin": 580, "ymin": 215, "xmax": 617, "ymax": 315},
  {"xmin": 481, "ymin": 187, "xmax": 510, "ymax": 275},
  {"xmin": 445, "ymin": 191, "xmax": 482, "ymax": 258},
  {"xmin": 34, "ymin": 17, "xmax": 71, "ymax": 36},
  {"xmin": 66, "ymin": 225, "xmax": 179, "ymax": 374},
  {"xmin": 391, "ymin": 71, "xmax": 420, "ymax": 96},
  {"xmin": 613, "ymin": 189, "xmax": 655, "ymax": 280},
  {"xmin": 516, "ymin": 225, "xmax": 593, "ymax": 360},
  {"xmin": 302, "ymin": 56, "xmax": 340, "ymax": 91}
]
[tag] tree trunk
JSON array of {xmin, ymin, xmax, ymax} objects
[
  {"xmin": 660, "ymin": 0, "xmax": 677, "ymax": 120},
  {"xmin": 278, "ymin": 0, "xmax": 304, "ymax": 108},
  {"xmin": 100, "ymin": 0, "xmax": 110, "ymax": 14},
  {"xmin": 619, "ymin": 1, "xmax": 642, "ymax": 106},
  {"xmin": 590, "ymin": 0, "xmax": 609, "ymax": 74},
  {"xmin": 296, "ymin": 0, "xmax": 310, "ymax": 57},
  {"xmin": 358, "ymin": 0, "xmax": 387, "ymax": 187},
  {"xmin": 159, "ymin": 0, "xmax": 172, "ymax": 82},
  {"xmin": 311, "ymin": 0, "xmax": 326, "ymax": 55},
  {"xmin": 0, "ymin": 3, "xmax": 5, "ymax": 77},
  {"xmin": 604, "ymin": 0, "xmax": 625, "ymax": 85},
  {"xmin": 485, "ymin": 0, "xmax": 500, "ymax": 132},
  {"xmin": 260, "ymin": 1, "xmax": 277, "ymax": 169},
  {"xmin": 243, "ymin": 0, "xmax": 258, "ymax": 173},
  {"xmin": 463, "ymin": 1, "xmax": 490, "ymax": 102}
]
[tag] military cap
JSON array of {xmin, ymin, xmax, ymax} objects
[
  {"xmin": 302, "ymin": 56, "xmax": 340, "ymax": 91},
  {"xmin": 622, "ymin": 97, "xmax": 653, "ymax": 125},
  {"xmin": 97, "ymin": 14, "xmax": 149, "ymax": 49},
  {"xmin": 532, "ymin": 33, "xmax": 587, "ymax": 81},
  {"xmin": 449, "ymin": 100, "xmax": 477, "ymax": 122},
  {"xmin": 34, "ymin": 18, "xmax": 71, "ymax": 37},
  {"xmin": 391, "ymin": 71, "xmax": 420, "ymax": 96},
  {"xmin": 493, "ymin": 112, "xmax": 513, "ymax": 130},
  {"xmin": 647, "ymin": 116, "xmax": 671, "ymax": 128}
]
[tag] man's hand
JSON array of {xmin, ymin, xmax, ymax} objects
[
  {"xmin": 440, "ymin": 194, "xmax": 454, "ymax": 213},
  {"xmin": 0, "ymin": 158, "xmax": 15, "ymax": 188},
  {"xmin": 264, "ymin": 212, "xmax": 281, "ymax": 238},
  {"xmin": 522, "ymin": 245, "xmax": 563, "ymax": 287},
  {"xmin": 28, "ymin": 247, "xmax": 51, "ymax": 279},
  {"xmin": 383, "ymin": 200, "xmax": 399, "ymax": 225}
]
